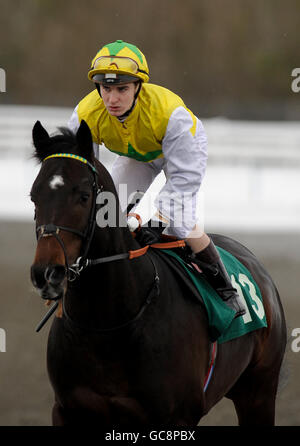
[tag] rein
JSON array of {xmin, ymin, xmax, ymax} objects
[
  {"xmin": 70, "ymin": 239, "xmax": 185, "ymax": 277},
  {"xmin": 63, "ymin": 251, "xmax": 160, "ymax": 333}
]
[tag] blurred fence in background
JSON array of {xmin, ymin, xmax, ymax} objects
[{"xmin": 0, "ymin": 105, "xmax": 299, "ymax": 231}]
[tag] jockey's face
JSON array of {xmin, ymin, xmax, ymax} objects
[{"xmin": 100, "ymin": 82, "xmax": 139, "ymax": 117}]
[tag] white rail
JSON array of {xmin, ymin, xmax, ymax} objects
[
  {"xmin": 1, "ymin": 105, "xmax": 300, "ymax": 164},
  {"xmin": 0, "ymin": 105, "xmax": 299, "ymax": 230}
]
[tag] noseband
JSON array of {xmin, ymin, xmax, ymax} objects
[{"xmin": 36, "ymin": 153, "xmax": 102, "ymax": 283}]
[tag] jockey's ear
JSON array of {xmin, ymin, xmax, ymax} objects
[
  {"xmin": 76, "ymin": 120, "xmax": 94, "ymax": 161},
  {"xmin": 32, "ymin": 121, "xmax": 50, "ymax": 160}
]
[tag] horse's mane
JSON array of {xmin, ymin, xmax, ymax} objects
[
  {"xmin": 52, "ymin": 127, "xmax": 77, "ymax": 148},
  {"xmin": 33, "ymin": 126, "xmax": 79, "ymax": 162}
]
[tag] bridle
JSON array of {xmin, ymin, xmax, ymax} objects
[
  {"xmin": 34, "ymin": 152, "xmax": 161, "ymax": 332},
  {"xmin": 36, "ymin": 153, "xmax": 102, "ymax": 284}
]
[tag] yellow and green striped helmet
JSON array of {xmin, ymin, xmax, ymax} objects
[{"xmin": 88, "ymin": 40, "xmax": 149, "ymax": 84}]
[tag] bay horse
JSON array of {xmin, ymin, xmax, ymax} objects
[{"xmin": 30, "ymin": 120, "xmax": 286, "ymax": 426}]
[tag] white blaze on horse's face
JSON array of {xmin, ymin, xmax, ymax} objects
[{"xmin": 49, "ymin": 175, "xmax": 64, "ymax": 190}]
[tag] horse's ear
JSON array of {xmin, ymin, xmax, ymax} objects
[
  {"xmin": 32, "ymin": 121, "xmax": 50, "ymax": 160},
  {"xmin": 76, "ymin": 120, "xmax": 94, "ymax": 160}
]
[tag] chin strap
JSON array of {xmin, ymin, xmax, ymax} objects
[
  {"xmin": 95, "ymin": 83, "xmax": 100, "ymax": 96},
  {"xmin": 118, "ymin": 81, "xmax": 141, "ymax": 120}
]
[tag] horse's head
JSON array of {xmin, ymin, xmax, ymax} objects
[{"xmin": 30, "ymin": 120, "xmax": 111, "ymax": 301}]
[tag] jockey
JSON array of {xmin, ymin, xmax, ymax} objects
[{"xmin": 68, "ymin": 39, "xmax": 246, "ymax": 318}]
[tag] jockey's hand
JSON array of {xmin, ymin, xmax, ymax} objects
[{"xmin": 135, "ymin": 225, "xmax": 165, "ymax": 246}]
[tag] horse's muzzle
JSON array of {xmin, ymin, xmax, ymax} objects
[{"xmin": 31, "ymin": 263, "xmax": 67, "ymax": 301}]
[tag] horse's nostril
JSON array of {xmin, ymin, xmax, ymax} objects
[
  {"xmin": 31, "ymin": 265, "xmax": 46, "ymax": 289},
  {"xmin": 44, "ymin": 265, "xmax": 66, "ymax": 285}
]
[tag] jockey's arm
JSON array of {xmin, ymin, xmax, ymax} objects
[{"xmin": 154, "ymin": 106, "xmax": 208, "ymax": 239}]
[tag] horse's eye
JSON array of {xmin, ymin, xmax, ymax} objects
[{"xmin": 80, "ymin": 193, "xmax": 90, "ymax": 204}]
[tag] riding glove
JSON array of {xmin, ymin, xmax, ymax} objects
[{"xmin": 135, "ymin": 224, "xmax": 165, "ymax": 246}]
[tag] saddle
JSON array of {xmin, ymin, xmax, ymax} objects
[
  {"xmin": 135, "ymin": 230, "xmax": 267, "ymax": 344},
  {"xmin": 134, "ymin": 231, "xmax": 206, "ymax": 308}
]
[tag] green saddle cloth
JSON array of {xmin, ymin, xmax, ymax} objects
[{"xmin": 162, "ymin": 246, "xmax": 267, "ymax": 343}]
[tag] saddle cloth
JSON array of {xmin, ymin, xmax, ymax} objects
[{"xmin": 152, "ymin": 246, "xmax": 267, "ymax": 343}]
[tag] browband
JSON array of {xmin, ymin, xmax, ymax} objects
[{"xmin": 43, "ymin": 153, "xmax": 97, "ymax": 174}]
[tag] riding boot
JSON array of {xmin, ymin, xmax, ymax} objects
[{"xmin": 192, "ymin": 239, "xmax": 246, "ymax": 318}]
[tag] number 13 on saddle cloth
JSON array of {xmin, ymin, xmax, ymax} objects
[{"xmin": 160, "ymin": 245, "xmax": 267, "ymax": 343}]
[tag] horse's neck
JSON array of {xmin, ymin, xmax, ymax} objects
[
  {"xmin": 65, "ymin": 227, "xmax": 154, "ymax": 329},
  {"xmin": 94, "ymin": 226, "xmax": 153, "ymax": 299}
]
